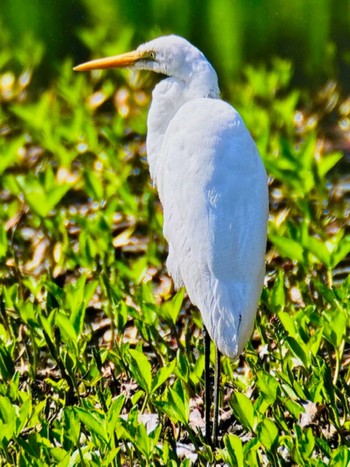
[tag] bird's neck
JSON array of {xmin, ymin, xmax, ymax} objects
[{"xmin": 146, "ymin": 72, "xmax": 220, "ymax": 185}]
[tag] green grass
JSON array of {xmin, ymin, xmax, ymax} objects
[{"xmin": 0, "ymin": 38, "xmax": 350, "ymax": 466}]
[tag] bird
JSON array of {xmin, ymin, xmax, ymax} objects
[{"xmin": 74, "ymin": 34, "xmax": 269, "ymax": 447}]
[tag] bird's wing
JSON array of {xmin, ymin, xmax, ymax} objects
[{"xmin": 157, "ymin": 98, "xmax": 268, "ymax": 358}]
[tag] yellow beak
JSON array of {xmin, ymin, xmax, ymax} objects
[{"xmin": 73, "ymin": 50, "xmax": 142, "ymax": 71}]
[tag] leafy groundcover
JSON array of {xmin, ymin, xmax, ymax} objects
[{"xmin": 0, "ymin": 44, "xmax": 350, "ymax": 465}]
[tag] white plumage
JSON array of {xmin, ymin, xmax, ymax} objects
[{"xmin": 74, "ymin": 35, "xmax": 269, "ymax": 359}]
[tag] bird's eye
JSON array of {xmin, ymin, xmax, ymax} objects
[{"xmin": 148, "ymin": 51, "xmax": 156, "ymax": 60}]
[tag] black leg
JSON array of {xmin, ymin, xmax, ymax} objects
[
  {"xmin": 212, "ymin": 345, "xmax": 221, "ymax": 448},
  {"xmin": 203, "ymin": 325, "xmax": 211, "ymax": 445}
]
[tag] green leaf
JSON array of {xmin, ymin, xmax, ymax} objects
[
  {"xmin": 256, "ymin": 371, "xmax": 279, "ymax": 405},
  {"xmin": 68, "ymin": 277, "xmax": 97, "ymax": 336},
  {"xmin": 223, "ymin": 434, "xmax": 244, "ymax": 466},
  {"xmin": 284, "ymin": 398, "xmax": 303, "ymax": 419},
  {"xmin": 50, "ymin": 447, "xmax": 69, "ymax": 463},
  {"xmin": 151, "ymin": 359, "xmax": 176, "ymax": 394},
  {"xmin": 330, "ymin": 237, "xmax": 350, "ymax": 268},
  {"xmin": 74, "ymin": 407, "xmax": 107, "ymax": 443},
  {"xmin": 0, "ymin": 225, "xmax": 8, "ymax": 259},
  {"xmin": 323, "ymin": 310, "xmax": 347, "ymax": 349},
  {"xmin": 45, "ymin": 282, "xmax": 65, "ymax": 308},
  {"xmin": 330, "ymin": 445, "xmax": 350, "ymax": 466},
  {"xmin": 191, "ymin": 353, "xmax": 204, "ymax": 385},
  {"xmin": 0, "ymin": 396, "xmax": 16, "ymax": 446},
  {"xmin": 286, "ymin": 337, "xmax": 309, "ymax": 367},
  {"xmin": 0, "ymin": 136, "xmax": 26, "ymax": 174},
  {"xmin": 242, "ymin": 437, "xmax": 260, "ymax": 465},
  {"xmin": 0, "ymin": 345, "xmax": 15, "ymax": 380},
  {"xmin": 128, "ymin": 349, "xmax": 152, "ymax": 394},
  {"xmin": 278, "ymin": 311, "xmax": 296, "ymax": 337},
  {"xmin": 55, "ymin": 311, "xmax": 78, "ymax": 346},
  {"xmin": 270, "ymin": 269, "xmax": 285, "ymax": 311},
  {"xmin": 317, "ymin": 151, "xmax": 343, "ymax": 177},
  {"xmin": 230, "ymin": 392, "xmax": 255, "ymax": 432},
  {"xmin": 155, "ymin": 380, "xmax": 189, "ymax": 425},
  {"xmin": 83, "ymin": 169, "xmax": 104, "ymax": 200},
  {"xmin": 305, "ymin": 236, "xmax": 331, "ymax": 267},
  {"xmin": 257, "ymin": 419, "xmax": 278, "ymax": 450},
  {"xmin": 16, "ymin": 171, "xmax": 72, "ymax": 217},
  {"xmin": 16, "ymin": 398, "xmax": 32, "ymax": 435},
  {"xmin": 63, "ymin": 407, "xmax": 81, "ymax": 445},
  {"xmin": 135, "ymin": 423, "xmax": 161, "ymax": 461},
  {"xmin": 315, "ymin": 436, "xmax": 332, "ymax": 457},
  {"xmin": 270, "ymin": 235, "xmax": 304, "ymax": 262},
  {"xmin": 296, "ymin": 426, "xmax": 315, "ymax": 458},
  {"xmin": 40, "ymin": 311, "xmax": 57, "ymax": 344},
  {"xmin": 161, "ymin": 289, "xmax": 185, "ymax": 325},
  {"xmin": 107, "ymin": 394, "xmax": 125, "ymax": 439},
  {"xmin": 176, "ymin": 350, "xmax": 190, "ymax": 383}
]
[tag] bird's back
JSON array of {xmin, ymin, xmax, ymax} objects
[{"xmin": 156, "ymin": 98, "xmax": 268, "ymax": 359}]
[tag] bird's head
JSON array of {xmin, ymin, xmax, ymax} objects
[{"xmin": 74, "ymin": 35, "xmax": 218, "ymax": 90}]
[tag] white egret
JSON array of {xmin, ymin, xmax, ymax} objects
[{"xmin": 74, "ymin": 35, "xmax": 269, "ymax": 446}]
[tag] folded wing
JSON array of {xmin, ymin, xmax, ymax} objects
[{"xmin": 157, "ymin": 98, "xmax": 268, "ymax": 358}]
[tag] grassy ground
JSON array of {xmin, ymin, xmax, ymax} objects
[{"xmin": 0, "ymin": 43, "xmax": 350, "ymax": 465}]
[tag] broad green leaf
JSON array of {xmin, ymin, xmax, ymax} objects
[
  {"xmin": 0, "ymin": 136, "xmax": 25, "ymax": 174},
  {"xmin": 83, "ymin": 169, "xmax": 104, "ymax": 200},
  {"xmin": 283, "ymin": 398, "xmax": 303, "ymax": 419},
  {"xmin": 136, "ymin": 423, "xmax": 150, "ymax": 458},
  {"xmin": 161, "ymin": 288, "xmax": 185, "ymax": 325},
  {"xmin": 330, "ymin": 445, "xmax": 350, "ymax": 466},
  {"xmin": 223, "ymin": 434, "xmax": 243, "ymax": 466},
  {"xmin": 278, "ymin": 310, "xmax": 296, "ymax": 337},
  {"xmin": 315, "ymin": 437, "xmax": 332, "ymax": 457},
  {"xmin": 63, "ymin": 407, "xmax": 81, "ymax": 445},
  {"xmin": 257, "ymin": 419, "xmax": 278, "ymax": 450},
  {"xmin": 305, "ymin": 236, "xmax": 331, "ymax": 267},
  {"xmin": 66, "ymin": 275, "xmax": 87, "ymax": 314},
  {"xmin": 107, "ymin": 394, "xmax": 125, "ymax": 439},
  {"xmin": 0, "ymin": 225, "xmax": 8, "ymax": 259},
  {"xmin": 243, "ymin": 437, "xmax": 260, "ymax": 465},
  {"xmin": 323, "ymin": 310, "xmax": 347, "ymax": 349},
  {"xmin": 17, "ymin": 301, "xmax": 39, "ymax": 327},
  {"xmin": 68, "ymin": 277, "xmax": 97, "ymax": 336},
  {"xmin": 286, "ymin": 337, "xmax": 309, "ymax": 367},
  {"xmin": 131, "ymin": 390, "xmax": 145, "ymax": 406},
  {"xmin": 16, "ymin": 398, "xmax": 32, "ymax": 435},
  {"xmin": 191, "ymin": 353, "xmax": 205, "ymax": 385},
  {"xmin": 256, "ymin": 371, "xmax": 279, "ymax": 405},
  {"xmin": 55, "ymin": 312, "xmax": 78, "ymax": 346},
  {"xmin": 270, "ymin": 269, "xmax": 285, "ymax": 311},
  {"xmin": 335, "ymin": 274, "xmax": 350, "ymax": 301},
  {"xmin": 176, "ymin": 350, "xmax": 190, "ymax": 383},
  {"xmin": 50, "ymin": 447, "xmax": 69, "ymax": 463},
  {"xmin": 270, "ymin": 235, "xmax": 304, "ymax": 263},
  {"xmin": 40, "ymin": 312, "xmax": 57, "ymax": 344},
  {"xmin": 151, "ymin": 358, "xmax": 176, "ymax": 394},
  {"xmin": 26, "ymin": 399, "xmax": 47, "ymax": 430},
  {"xmin": 155, "ymin": 380, "xmax": 189, "ymax": 425},
  {"xmin": 129, "ymin": 349, "xmax": 152, "ymax": 394},
  {"xmin": 317, "ymin": 151, "xmax": 343, "ymax": 177},
  {"xmin": 330, "ymin": 237, "xmax": 350, "ymax": 268},
  {"xmin": 0, "ymin": 345, "xmax": 15, "ymax": 380},
  {"xmin": 74, "ymin": 407, "xmax": 107, "ymax": 443},
  {"xmin": 16, "ymin": 173, "xmax": 72, "ymax": 217},
  {"xmin": 0, "ymin": 396, "xmax": 16, "ymax": 445},
  {"xmin": 45, "ymin": 282, "xmax": 65, "ymax": 308},
  {"xmin": 103, "ymin": 447, "xmax": 121, "ymax": 466},
  {"xmin": 297, "ymin": 426, "xmax": 315, "ymax": 458},
  {"xmin": 230, "ymin": 392, "xmax": 255, "ymax": 432}
]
